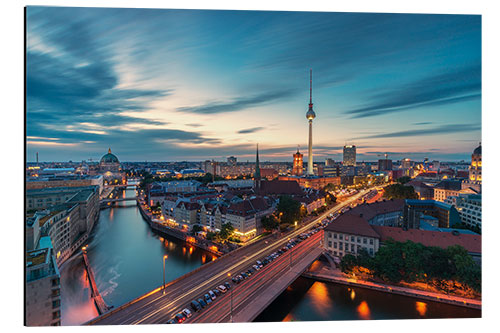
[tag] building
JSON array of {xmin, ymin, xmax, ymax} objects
[
  {"xmin": 260, "ymin": 168, "xmax": 279, "ymax": 180},
  {"xmin": 433, "ymin": 180, "xmax": 463, "ymax": 202},
  {"xmin": 324, "ymin": 213, "xmax": 381, "ymax": 258},
  {"xmin": 406, "ymin": 180, "xmax": 434, "ymax": 200},
  {"xmin": 278, "ymin": 175, "xmax": 341, "ymax": 190},
  {"xmin": 26, "ymin": 237, "xmax": 61, "ymax": 326},
  {"xmin": 403, "ymin": 199, "xmax": 461, "ymax": 229},
  {"xmin": 306, "ymin": 69, "xmax": 316, "ymax": 176},
  {"xmin": 227, "ymin": 156, "xmax": 237, "ymax": 166},
  {"xmin": 324, "ymin": 206, "xmax": 481, "ymax": 262},
  {"xmin": 445, "ymin": 193, "xmax": 482, "ymax": 231},
  {"xmin": 225, "ymin": 197, "xmax": 274, "ymax": 240},
  {"xmin": 26, "ymin": 185, "xmax": 100, "ymax": 211},
  {"xmin": 180, "ymin": 169, "xmax": 206, "ymax": 178},
  {"xmin": 372, "ymin": 225, "xmax": 481, "ymax": 263},
  {"xmin": 26, "ymin": 174, "xmax": 103, "ymax": 195},
  {"xmin": 174, "ymin": 202, "xmax": 200, "ymax": 227},
  {"xmin": 469, "ymin": 143, "xmax": 482, "ymax": 182},
  {"xmin": 325, "ymin": 158, "xmax": 335, "ymax": 167},
  {"xmin": 343, "ymin": 145, "xmax": 356, "ymax": 166},
  {"xmin": 98, "ymin": 148, "xmax": 124, "ymax": 183},
  {"xmin": 292, "ymin": 147, "xmax": 304, "ymax": 176},
  {"xmin": 378, "ymin": 158, "xmax": 393, "ymax": 171}
]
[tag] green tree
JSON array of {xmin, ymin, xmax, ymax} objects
[
  {"xmin": 383, "ymin": 184, "xmax": 418, "ymax": 200},
  {"xmin": 191, "ymin": 225, "xmax": 203, "ymax": 234},
  {"xmin": 219, "ymin": 223, "xmax": 235, "ymax": 240},
  {"xmin": 261, "ymin": 215, "xmax": 279, "ymax": 232},
  {"xmin": 396, "ymin": 176, "xmax": 412, "ymax": 184},
  {"xmin": 340, "ymin": 254, "xmax": 358, "ymax": 274},
  {"xmin": 277, "ymin": 195, "xmax": 301, "ymax": 225}
]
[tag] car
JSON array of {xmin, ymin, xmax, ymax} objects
[
  {"xmin": 204, "ymin": 294, "xmax": 212, "ymax": 304},
  {"xmin": 175, "ymin": 313, "xmax": 186, "ymax": 323},
  {"xmin": 213, "ymin": 289, "xmax": 221, "ymax": 296},
  {"xmin": 217, "ymin": 285, "xmax": 227, "ymax": 293},
  {"xmin": 182, "ymin": 308, "xmax": 192, "ymax": 318},
  {"xmin": 224, "ymin": 282, "xmax": 231, "ymax": 290},
  {"xmin": 197, "ymin": 298, "xmax": 207, "ymax": 308},
  {"xmin": 190, "ymin": 300, "xmax": 201, "ymax": 312},
  {"xmin": 241, "ymin": 272, "xmax": 248, "ymax": 279},
  {"xmin": 232, "ymin": 276, "xmax": 239, "ymax": 283},
  {"xmin": 256, "ymin": 260, "xmax": 262, "ymax": 266},
  {"xmin": 253, "ymin": 264, "xmax": 260, "ymax": 271},
  {"xmin": 236, "ymin": 274, "xmax": 243, "ymax": 282},
  {"xmin": 208, "ymin": 290, "xmax": 216, "ymax": 300},
  {"xmin": 248, "ymin": 268, "xmax": 255, "ymax": 274},
  {"xmin": 167, "ymin": 319, "xmax": 176, "ymax": 324}
]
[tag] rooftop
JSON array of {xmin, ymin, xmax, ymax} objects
[{"xmin": 372, "ymin": 225, "xmax": 481, "ymax": 254}]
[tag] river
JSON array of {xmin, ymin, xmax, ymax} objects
[
  {"xmin": 254, "ymin": 276, "xmax": 481, "ymax": 322},
  {"xmin": 59, "ymin": 187, "xmax": 216, "ymax": 325}
]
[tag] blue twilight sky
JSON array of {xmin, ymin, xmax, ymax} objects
[{"xmin": 26, "ymin": 7, "xmax": 481, "ymax": 162}]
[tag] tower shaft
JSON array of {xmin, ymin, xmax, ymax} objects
[{"xmin": 308, "ymin": 120, "xmax": 314, "ymax": 175}]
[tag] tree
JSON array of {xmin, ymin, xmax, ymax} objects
[
  {"xmin": 261, "ymin": 215, "xmax": 279, "ymax": 232},
  {"xmin": 219, "ymin": 223, "xmax": 235, "ymax": 240},
  {"xmin": 383, "ymin": 184, "xmax": 418, "ymax": 200},
  {"xmin": 191, "ymin": 225, "xmax": 203, "ymax": 234},
  {"xmin": 396, "ymin": 176, "xmax": 412, "ymax": 184},
  {"xmin": 340, "ymin": 254, "xmax": 358, "ymax": 274},
  {"xmin": 277, "ymin": 195, "xmax": 302, "ymax": 225}
]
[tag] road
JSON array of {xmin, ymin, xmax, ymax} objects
[{"xmin": 88, "ymin": 188, "xmax": 372, "ymax": 325}]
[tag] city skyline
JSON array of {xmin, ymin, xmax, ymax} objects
[{"xmin": 26, "ymin": 8, "xmax": 481, "ymax": 162}]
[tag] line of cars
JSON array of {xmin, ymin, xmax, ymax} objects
[
  {"xmin": 168, "ymin": 281, "xmax": 232, "ymax": 323},
  {"xmin": 167, "ymin": 217, "xmax": 333, "ymax": 324}
]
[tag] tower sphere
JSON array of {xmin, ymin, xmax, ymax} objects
[{"xmin": 306, "ymin": 108, "xmax": 316, "ymax": 120}]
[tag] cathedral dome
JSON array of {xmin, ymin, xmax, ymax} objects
[
  {"xmin": 473, "ymin": 144, "xmax": 481, "ymax": 155},
  {"xmin": 100, "ymin": 148, "xmax": 119, "ymax": 164}
]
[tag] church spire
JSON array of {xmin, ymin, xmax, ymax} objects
[
  {"xmin": 255, "ymin": 143, "xmax": 261, "ymax": 189},
  {"xmin": 108, "ymin": 147, "xmax": 112, "ymax": 154}
]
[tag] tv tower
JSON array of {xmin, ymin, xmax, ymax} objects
[{"xmin": 305, "ymin": 69, "xmax": 316, "ymax": 176}]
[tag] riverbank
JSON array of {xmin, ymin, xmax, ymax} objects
[
  {"xmin": 136, "ymin": 197, "xmax": 225, "ymax": 256},
  {"xmin": 302, "ymin": 262, "xmax": 481, "ymax": 310}
]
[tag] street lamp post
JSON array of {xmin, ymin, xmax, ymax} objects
[
  {"xmin": 162, "ymin": 255, "xmax": 168, "ymax": 294},
  {"xmin": 228, "ymin": 273, "xmax": 233, "ymax": 323}
]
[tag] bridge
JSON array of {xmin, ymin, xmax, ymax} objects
[
  {"xmin": 100, "ymin": 197, "xmax": 137, "ymax": 204},
  {"xmin": 85, "ymin": 189, "xmax": 371, "ymax": 325},
  {"xmin": 82, "ymin": 249, "xmax": 112, "ymax": 315}
]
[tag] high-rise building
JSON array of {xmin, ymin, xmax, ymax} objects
[
  {"xmin": 292, "ymin": 147, "xmax": 304, "ymax": 176},
  {"xmin": 343, "ymin": 145, "xmax": 356, "ymax": 166},
  {"xmin": 378, "ymin": 159, "xmax": 393, "ymax": 171},
  {"xmin": 305, "ymin": 69, "xmax": 316, "ymax": 176},
  {"xmin": 227, "ymin": 156, "xmax": 237, "ymax": 166},
  {"xmin": 254, "ymin": 144, "xmax": 261, "ymax": 189},
  {"xmin": 401, "ymin": 158, "xmax": 412, "ymax": 169}
]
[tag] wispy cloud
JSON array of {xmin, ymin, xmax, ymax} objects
[
  {"xmin": 345, "ymin": 65, "xmax": 481, "ymax": 118},
  {"xmin": 354, "ymin": 123, "xmax": 480, "ymax": 139},
  {"xmin": 237, "ymin": 127, "xmax": 265, "ymax": 134},
  {"xmin": 177, "ymin": 89, "xmax": 296, "ymax": 115}
]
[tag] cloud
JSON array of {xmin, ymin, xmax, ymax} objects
[
  {"xmin": 177, "ymin": 89, "xmax": 296, "ymax": 114},
  {"xmin": 413, "ymin": 122, "xmax": 433, "ymax": 126},
  {"xmin": 353, "ymin": 123, "xmax": 480, "ymax": 140},
  {"xmin": 345, "ymin": 65, "xmax": 481, "ymax": 118},
  {"xmin": 237, "ymin": 127, "xmax": 265, "ymax": 134}
]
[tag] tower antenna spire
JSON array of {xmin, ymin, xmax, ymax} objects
[{"xmin": 309, "ymin": 68, "xmax": 313, "ymax": 105}]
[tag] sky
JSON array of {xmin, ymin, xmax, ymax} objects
[{"xmin": 26, "ymin": 7, "xmax": 481, "ymax": 163}]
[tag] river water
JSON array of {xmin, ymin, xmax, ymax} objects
[
  {"xmin": 59, "ymin": 187, "xmax": 480, "ymax": 325},
  {"xmin": 254, "ymin": 276, "xmax": 481, "ymax": 322},
  {"xmin": 59, "ymin": 188, "xmax": 216, "ymax": 325}
]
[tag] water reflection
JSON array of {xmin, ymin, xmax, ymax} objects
[
  {"xmin": 254, "ymin": 276, "xmax": 481, "ymax": 322},
  {"xmin": 416, "ymin": 301, "xmax": 427, "ymax": 317},
  {"xmin": 60, "ymin": 188, "xmax": 213, "ymax": 325},
  {"xmin": 357, "ymin": 301, "xmax": 371, "ymax": 320}
]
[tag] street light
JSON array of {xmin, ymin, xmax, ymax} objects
[
  {"xmin": 227, "ymin": 272, "xmax": 233, "ymax": 323},
  {"xmin": 162, "ymin": 255, "xmax": 168, "ymax": 294}
]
